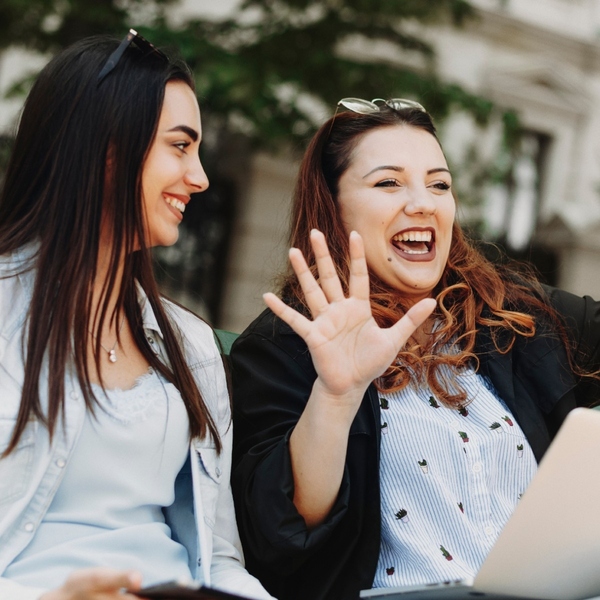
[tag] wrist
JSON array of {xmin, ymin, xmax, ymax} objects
[
  {"xmin": 312, "ymin": 377, "xmax": 368, "ymax": 406},
  {"xmin": 307, "ymin": 377, "xmax": 367, "ymax": 426}
]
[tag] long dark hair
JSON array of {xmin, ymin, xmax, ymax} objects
[
  {"xmin": 282, "ymin": 107, "xmax": 583, "ymax": 407},
  {"xmin": 0, "ymin": 35, "xmax": 221, "ymax": 455}
]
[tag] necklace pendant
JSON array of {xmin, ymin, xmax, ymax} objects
[{"xmin": 108, "ymin": 349, "xmax": 117, "ymax": 363}]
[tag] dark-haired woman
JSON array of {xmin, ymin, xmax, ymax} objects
[
  {"xmin": 230, "ymin": 98, "xmax": 600, "ymax": 600},
  {"xmin": 0, "ymin": 32, "xmax": 272, "ymax": 600}
]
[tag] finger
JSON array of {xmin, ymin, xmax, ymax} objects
[
  {"xmin": 125, "ymin": 571, "xmax": 143, "ymax": 592},
  {"xmin": 310, "ymin": 229, "xmax": 345, "ymax": 303},
  {"xmin": 64, "ymin": 568, "xmax": 142, "ymax": 594},
  {"xmin": 288, "ymin": 247, "xmax": 329, "ymax": 318},
  {"xmin": 389, "ymin": 298, "xmax": 437, "ymax": 347},
  {"xmin": 347, "ymin": 231, "xmax": 370, "ymax": 301},
  {"xmin": 263, "ymin": 292, "xmax": 314, "ymax": 340}
]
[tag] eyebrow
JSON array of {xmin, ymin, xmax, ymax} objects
[
  {"xmin": 166, "ymin": 125, "xmax": 199, "ymax": 142},
  {"xmin": 362, "ymin": 165, "xmax": 451, "ymax": 178}
]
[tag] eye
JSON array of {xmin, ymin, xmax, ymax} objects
[
  {"xmin": 431, "ymin": 181, "xmax": 451, "ymax": 191},
  {"xmin": 173, "ymin": 141, "xmax": 191, "ymax": 152},
  {"xmin": 375, "ymin": 179, "xmax": 399, "ymax": 188}
]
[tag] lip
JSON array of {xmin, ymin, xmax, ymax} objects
[
  {"xmin": 163, "ymin": 193, "xmax": 190, "ymax": 221},
  {"xmin": 390, "ymin": 226, "xmax": 436, "ymax": 262},
  {"xmin": 164, "ymin": 192, "xmax": 191, "ymax": 205}
]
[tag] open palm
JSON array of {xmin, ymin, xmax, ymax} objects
[{"xmin": 264, "ymin": 230, "xmax": 436, "ymax": 400}]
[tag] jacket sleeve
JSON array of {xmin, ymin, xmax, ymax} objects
[
  {"xmin": 230, "ymin": 311, "xmax": 351, "ymax": 575},
  {"xmin": 545, "ymin": 287, "xmax": 600, "ymax": 407}
]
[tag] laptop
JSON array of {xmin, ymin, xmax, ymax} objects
[{"xmin": 360, "ymin": 407, "xmax": 600, "ymax": 600}]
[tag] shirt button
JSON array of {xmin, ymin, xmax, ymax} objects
[
  {"xmin": 484, "ymin": 526, "xmax": 494, "ymax": 535},
  {"xmin": 56, "ymin": 458, "xmax": 66, "ymax": 468},
  {"xmin": 70, "ymin": 391, "xmax": 78, "ymax": 399},
  {"xmin": 24, "ymin": 523, "xmax": 34, "ymax": 532},
  {"xmin": 472, "ymin": 462, "xmax": 482, "ymax": 473},
  {"xmin": 215, "ymin": 467, "xmax": 222, "ymax": 477}
]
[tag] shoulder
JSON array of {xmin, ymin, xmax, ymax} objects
[
  {"xmin": 160, "ymin": 298, "xmax": 231, "ymax": 430},
  {"xmin": 233, "ymin": 307, "xmax": 310, "ymax": 364},
  {"xmin": 236, "ymin": 305, "xmax": 305, "ymax": 348},
  {"xmin": 0, "ymin": 247, "xmax": 37, "ymax": 341},
  {"xmin": 161, "ymin": 298, "xmax": 220, "ymax": 365},
  {"xmin": 231, "ymin": 308, "xmax": 318, "ymax": 391},
  {"xmin": 541, "ymin": 284, "xmax": 600, "ymax": 351},
  {"xmin": 541, "ymin": 285, "xmax": 597, "ymax": 320}
]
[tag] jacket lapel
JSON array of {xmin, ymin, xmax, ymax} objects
[{"xmin": 475, "ymin": 313, "xmax": 577, "ymax": 461}]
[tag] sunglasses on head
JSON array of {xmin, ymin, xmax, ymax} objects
[
  {"xmin": 97, "ymin": 28, "xmax": 168, "ymax": 84},
  {"xmin": 337, "ymin": 97, "xmax": 427, "ymax": 114}
]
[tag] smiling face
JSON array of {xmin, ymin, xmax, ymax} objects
[
  {"xmin": 140, "ymin": 80, "xmax": 208, "ymax": 248},
  {"xmin": 337, "ymin": 124, "xmax": 455, "ymax": 303}
]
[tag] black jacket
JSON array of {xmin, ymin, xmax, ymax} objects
[{"xmin": 230, "ymin": 287, "xmax": 600, "ymax": 600}]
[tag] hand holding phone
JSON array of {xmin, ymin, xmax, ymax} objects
[{"xmin": 133, "ymin": 580, "xmax": 254, "ymax": 600}]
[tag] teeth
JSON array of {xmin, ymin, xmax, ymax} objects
[
  {"xmin": 165, "ymin": 195, "xmax": 186, "ymax": 213},
  {"xmin": 402, "ymin": 247, "xmax": 429, "ymax": 255},
  {"xmin": 392, "ymin": 230, "xmax": 432, "ymax": 243}
]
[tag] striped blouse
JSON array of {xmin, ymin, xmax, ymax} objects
[{"xmin": 372, "ymin": 364, "xmax": 537, "ymax": 588}]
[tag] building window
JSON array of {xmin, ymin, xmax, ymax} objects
[{"xmin": 483, "ymin": 129, "xmax": 552, "ymax": 251}]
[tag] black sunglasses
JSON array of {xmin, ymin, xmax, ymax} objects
[{"xmin": 97, "ymin": 28, "xmax": 168, "ymax": 84}]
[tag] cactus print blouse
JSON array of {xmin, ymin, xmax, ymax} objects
[{"xmin": 373, "ymin": 364, "xmax": 537, "ymax": 588}]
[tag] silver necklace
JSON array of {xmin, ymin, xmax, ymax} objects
[{"xmin": 90, "ymin": 314, "xmax": 126, "ymax": 364}]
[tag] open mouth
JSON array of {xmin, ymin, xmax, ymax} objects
[{"xmin": 391, "ymin": 229, "xmax": 435, "ymax": 256}]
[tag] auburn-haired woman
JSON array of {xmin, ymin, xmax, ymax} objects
[
  {"xmin": 0, "ymin": 32, "xmax": 272, "ymax": 600},
  {"xmin": 230, "ymin": 98, "xmax": 600, "ymax": 600}
]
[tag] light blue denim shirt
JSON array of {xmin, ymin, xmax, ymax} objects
[{"xmin": 0, "ymin": 244, "xmax": 273, "ymax": 600}]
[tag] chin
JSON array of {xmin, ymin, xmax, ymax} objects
[{"xmin": 150, "ymin": 231, "xmax": 180, "ymax": 248}]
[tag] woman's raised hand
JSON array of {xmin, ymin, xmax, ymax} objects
[
  {"xmin": 264, "ymin": 230, "xmax": 436, "ymax": 402},
  {"xmin": 266, "ymin": 230, "xmax": 436, "ymax": 526}
]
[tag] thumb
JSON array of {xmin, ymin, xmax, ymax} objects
[
  {"xmin": 390, "ymin": 297, "xmax": 437, "ymax": 347},
  {"xmin": 67, "ymin": 568, "xmax": 142, "ymax": 594}
]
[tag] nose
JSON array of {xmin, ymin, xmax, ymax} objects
[
  {"xmin": 404, "ymin": 185, "xmax": 436, "ymax": 216},
  {"xmin": 185, "ymin": 152, "xmax": 209, "ymax": 192}
]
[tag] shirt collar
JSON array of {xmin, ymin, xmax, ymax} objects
[{"xmin": 135, "ymin": 281, "xmax": 164, "ymax": 340}]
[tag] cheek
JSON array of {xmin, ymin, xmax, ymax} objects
[
  {"xmin": 439, "ymin": 202, "xmax": 456, "ymax": 237},
  {"xmin": 445, "ymin": 198, "xmax": 457, "ymax": 223},
  {"xmin": 142, "ymin": 151, "xmax": 180, "ymax": 189},
  {"xmin": 363, "ymin": 246, "xmax": 390, "ymax": 280}
]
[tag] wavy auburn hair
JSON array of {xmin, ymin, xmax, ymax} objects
[
  {"xmin": 281, "ymin": 107, "xmax": 571, "ymax": 407},
  {"xmin": 0, "ymin": 35, "xmax": 221, "ymax": 455}
]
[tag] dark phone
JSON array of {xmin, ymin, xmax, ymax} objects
[{"xmin": 134, "ymin": 580, "xmax": 254, "ymax": 600}]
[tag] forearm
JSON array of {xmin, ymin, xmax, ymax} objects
[{"xmin": 289, "ymin": 377, "xmax": 365, "ymax": 528}]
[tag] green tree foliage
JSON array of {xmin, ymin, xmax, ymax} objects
[
  {"xmin": 0, "ymin": 0, "xmax": 173, "ymax": 52},
  {"xmin": 152, "ymin": 0, "xmax": 498, "ymax": 147},
  {"xmin": 1, "ymin": 0, "xmax": 522, "ymax": 321},
  {"xmin": 0, "ymin": 0, "xmax": 505, "ymax": 147}
]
